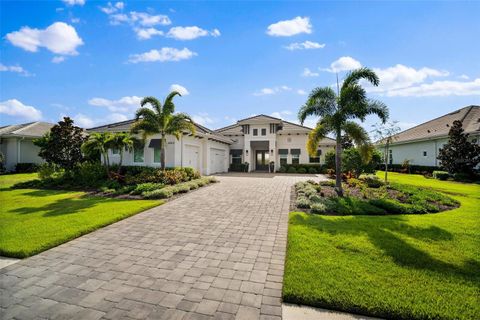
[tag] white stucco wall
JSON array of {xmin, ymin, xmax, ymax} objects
[
  {"xmin": 0, "ymin": 137, "xmax": 45, "ymax": 171},
  {"xmin": 1, "ymin": 138, "xmax": 18, "ymax": 171},
  {"xmin": 19, "ymin": 139, "xmax": 44, "ymax": 164}
]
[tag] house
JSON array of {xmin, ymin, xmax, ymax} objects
[
  {"xmin": 377, "ymin": 105, "xmax": 480, "ymax": 167},
  {"xmin": 87, "ymin": 114, "xmax": 335, "ymax": 174},
  {"xmin": 0, "ymin": 121, "xmax": 54, "ymax": 171}
]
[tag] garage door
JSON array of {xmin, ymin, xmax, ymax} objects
[
  {"xmin": 184, "ymin": 145, "xmax": 200, "ymax": 171},
  {"xmin": 210, "ymin": 148, "xmax": 226, "ymax": 174}
]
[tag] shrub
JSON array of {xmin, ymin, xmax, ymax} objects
[
  {"xmin": 182, "ymin": 167, "xmax": 201, "ymax": 180},
  {"xmin": 309, "ymin": 194, "xmax": 322, "ymax": 203},
  {"xmin": 327, "ymin": 197, "xmax": 386, "ymax": 215},
  {"xmin": 173, "ymin": 184, "xmax": 191, "ymax": 193},
  {"xmin": 319, "ymin": 180, "xmax": 335, "ymax": 187},
  {"xmin": 278, "ymin": 166, "xmax": 286, "ymax": 173},
  {"xmin": 287, "ymin": 167, "xmax": 297, "ymax": 173},
  {"xmin": 73, "ymin": 162, "xmax": 108, "ymax": 187},
  {"xmin": 229, "ymin": 163, "xmax": 248, "ymax": 172},
  {"xmin": 162, "ymin": 168, "xmax": 188, "ymax": 185},
  {"xmin": 15, "ymin": 163, "xmax": 40, "ymax": 173},
  {"xmin": 310, "ymin": 202, "xmax": 327, "ymax": 214},
  {"xmin": 296, "ymin": 197, "xmax": 310, "ymax": 209},
  {"xmin": 308, "ymin": 167, "xmax": 317, "ymax": 174},
  {"xmin": 297, "ymin": 167, "xmax": 307, "ymax": 174},
  {"xmin": 369, "ymin": 198, "xmax": 411, "ymax": 214},
  {"xmin": 143, "ymin": 188, "xmax": 173, "ymax": 199},
  {"xmin": 433, "ymin": 171, "xmax": 450, "ymax": 180},
  {"xmin": 131, "ymin": 183, "xmax": 164, "ymax": 195},
  {"xmin": 361, "ymin": 175, "xmax": 384, "ymax": 188},
  {"xmin": 186, "ymin": 181, "xmax": 200, "ymax": 189},
  {"xmin": 38, "ymin": 163, "xmax": 62, "ymax": 180}
]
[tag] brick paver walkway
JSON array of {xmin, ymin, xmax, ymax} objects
[{"xmin": 1, "ymin": 174, "xmax": 320, "ymax": 320}]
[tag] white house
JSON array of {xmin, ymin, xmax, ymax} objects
[
  {"xmin": 88, "ymin": 114, "xmax": 335, "ymax": 174},
  {"xmin": 0, "ymin": 122, "xmax": 54, "ymax": 171},
  {"xmin": 377, "ymin": 105, "xmax": 480, "ymax": 167}
]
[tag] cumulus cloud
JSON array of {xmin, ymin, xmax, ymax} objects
[
  {"xmin": 73, "ymin": 112, "xmax": 129, "ymax": 128},
  {"xmin": 285, "ymin": 40, "xmax": 325, "ymax": 50},
  {"xmin": 100, "ymin": 2, "xmax": 124, "ymax": 14},
  {"xmin": 166, "ymin": 26, "xmax": 221, "ymax": 40},
  {"xmin": 302, "ymin": 67, "xmax": 319, "ymax": 77},
  {"xmin": 51, "ymin": 56, "xmax": 66, "ymax": 63},
  {"xmin": 271, "ymin": 110, "xmax": 292, "ymax": 119},
  {"xmin": 297, "ymin": 89, "xmax": 307, "ymax": 95},
  {"xmin": 384, "ymin": 78, "xmax": 480, "ymax": 97},
  {"xmin": 253, "ymin": 85, "xmax": 292, "ymax": 96},
  {"xmin": 88, "ymin": 96, "xmax": 143, "ymax": 113},
  {"xmin": 0, "ymin": 63, "xmax": 33, "ymax": 76},
  {"xmin": 322, "ymin": 56, "xmax": 362, "ymax": 73},
  {"xmin": 0, "ymin": 99, "xmax": 42, "ymax": 121},
  {"xmin": 267, "ymin": 16, "xmax": 312, "ymax": 37},
  {"xmin": 6, "ymin": 22, "xmax": 83, "ymax": 55},
  {"xmin": 134, "ymin": 27, "xmax": 163, "ymax": 40},
  {"xmin": 169, "ymin": 84, "xmax": 189, "ymax": 96},
  {"xmin": 128, "ymin": 47, "xmax": 197, "ymax": 63},
  {"xmin": 192, "ymin": 112, "xmax": 216, "ymax": 126},
  {"xmin": 62, "ymin": 0, "xmax": 85, "ymax": 6}
]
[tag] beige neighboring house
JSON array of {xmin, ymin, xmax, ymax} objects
[
  {"xmin": 87, "ymin": 114, "xmax": 335, "ymax": 174},
  {"xmin": 215, "ymin": 114, "xmax": 335, "ymax": 171},
  {"xmin": 0, "ymin": 122, "xmax": 54, "ymax": 171},
  {"xmin": 378, "ymin": 105, "xmax": 480, "ymax": 167}
]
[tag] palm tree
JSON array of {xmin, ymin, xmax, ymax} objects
[
  {"xmin": 131, "ymin": 92, "xmax": 196, "ymax": 170},
  {"xmin": 298, "ymin": 68, "xmax": 389, "ymax": 196},
  {"xmin": 107, "ymin": 132, "xmax": 136, "ymax": 174},
  {"xmin": 81, "ymin": 132, "xmax": 113, "ymax": 174}
]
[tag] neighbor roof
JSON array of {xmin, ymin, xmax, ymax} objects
[
  {"xmin": 0, "ymin": 122, "xmax": 54, "ymax": 138},
  {"xmin": 87, "ymin": 119, "xmax": 233, "ymax": 144},
  {"xmin": 388, "ymin": 105, "xmax": 480, "ymax": 145}
]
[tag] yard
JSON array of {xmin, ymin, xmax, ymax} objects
[
  {"xmin": 0, "ymin": 173, "xmax": 162, "ymax": 258},
  {"xmin": 283, "ymin": 172, "xmax": 480, "ymax": 320}
]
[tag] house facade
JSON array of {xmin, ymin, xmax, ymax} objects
[
  {"xmin": 0, "ymin": 122, "xmax": 54, "ymax": 171},
  {"xmin": 377, "ymin": 105, "xmax": 480, "ymax": 167},
  {"xmin": 88, "ymin": 114, "xmax": 335, "ymax": 174}
]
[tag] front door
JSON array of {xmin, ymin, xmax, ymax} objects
[{"xmin": 255, "ymin": 150, "xmax": 270, "ymax": 171}]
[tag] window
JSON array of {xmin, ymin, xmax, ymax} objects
[
  {"xmin": 309, "ymin": 150, "xmax": 321, "ymax": 163},
  {"xmin": 111, "ymin": 148, "xmax": 120, "ymax": 155},
  {"xmin": 153, "ymin": 148, "xmax": 161, "ymax": 163},
  {"xmin": 279, "ymin": 149, "xmax": 288, "ymax": 166},
  {"xmin": 261, "ymin": 128, "xmax": 266, "ymax": 136},
  {"xmin": 231, "ymin": 149, "xmax": 242, "ymax": 164},
  {"xmin": 253, "ymin": 129, "xmax": 258, "ymax": 136},
  {"xmin": 423, "ymin": 151, "xmax": 427, "ymax": 157},
  {"xmin": 133, "ymin": 145, "xmax": 144, "ymax": 163},
  {"xmin": 291, "ymin": 149, "xmax": 300, "ymax": 165},
  {"xmin": 389, "ymin": 149, "xmax": 393, "ymax": 165}
]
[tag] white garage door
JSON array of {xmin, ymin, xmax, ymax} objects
[
  {"xmin": 184, "ymin": 145, "xmax": 200, "ymax": 171},
  {"xmin": 210, "ymin": 148, "xmax": 226, "ymax": 174}
]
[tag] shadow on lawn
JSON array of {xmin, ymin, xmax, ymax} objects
[{"xmin": 291, "ymin": 214, "xmax": 480, "ymax": 281}]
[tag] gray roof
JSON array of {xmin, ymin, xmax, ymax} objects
[
  {"xmin": 0, "ymin": 122, "xmax": 54, "ymax": 138},
  {"xmin": 87, "ymin": 119, "xmax": 233, "ymax": 145},
  {"xmin": 389, "ymin": 105, "xmax": 480, "ymax": 145}
]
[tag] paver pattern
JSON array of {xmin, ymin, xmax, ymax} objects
[{"xmin": 1, "ymin": 174, "xmax": 320, "ymax": 320}]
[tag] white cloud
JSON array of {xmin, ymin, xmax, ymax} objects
[
  {"xmin": 285, "ymin": 40, "xmax": 325, "ymax": 50},
  {"xmin": 302, "ymin": 67, "xmax": 319, "ymax": 77},
  {"xmin": 71, "ymin": 18, "xmax": 81, "ymax": 24},
  {"xmin": 128, "ymin": 47, "xmax": 197, "ymax": 63},
  {"xmin": 73, "ymin": 113, "xmax": 95, "ymax": 128},
  {"xmin": 267, "ymin": 16, "xmax": 312, "ymax": 37},
  {"xmin": 253, "ymin": 85, "xmax": 292, "ymax": 96},
  {"xmin": 88, "ymin": 96, "xmax": 143, "ymax": 113},
  {"xmin": 0, "ymin": 99, "xmax": 42, "ymax": 121},
  {"xmin": 130, "ymin": 11, "xmax": 171, "ymax": 26},
  {"xmin": 0, "ymin": 63, "xmax": 33, "ymax": 76},
  {"xmin": 134, "ymin": 27, "xmax": 163, "ymax": 40},
  {"xmin": 169, "ymin": 84, "xmax": 189, "ymax": 96},
  {"xmin": 192, "ymin": 112, "xmax": 216, "ymax": 126},
  {"xmin": 271, "ymin": 110, "xmax": 292, "ymax": 119},
  {"xmin": 51, "ymin": 56, "xmax": 66, "ymax": 63},
  {"xmin": 166, "ymin": 26, "xmax": 221, "ymax": 40},
  {"xmin": 62, "ymin": 0, "xmax": 85, "ymax": 6},
  {"xmin": 297, "ymin": 89, "xmax": 307, "ymax": 95},
  {"xmin": 459, "ymin": 74, "xmax": 470, "ymax": 80},
  {"xmin": 385, "ymin": 78, "xmax": 480, "ymax": 97},
  {"xmin": 73, "ymin": 112, "xmax": 129, "ymax": 128},
  {"xmin": 322, "ymin": 56, "xmax": 362, "ymax": 73},
  {"xmin": 100, "ymin": 2, "xmax": 124, "ymax": 14},
  {"xmin": 6, "ymin": 22, "xmax": 83, "ymax": 55}
]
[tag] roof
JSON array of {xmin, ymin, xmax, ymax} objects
[
  {"xmin": 387, "ymin": 105, "xmax": 480, "ymax": 145},
  {"xmin": 0, "ymin": 122, "xmax": 54, "ymax": 138},
  {"xmin": 87, "ymin": 119, "xmax": 233, "ymax": 145}
]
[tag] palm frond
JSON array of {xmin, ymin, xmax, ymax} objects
[
  {"xmin": 130, "ymin": 121, "xmax": 160, "ymax": 140},
  {"xmin": 306, "ymin": 121, "xmax": 331, "ymax": 156},
  {"xmin": 342, "ymin": 67, "xmax": 379, "ymax": 88},
  {"xmin": 298, "ymin": 87, "xmax": 337, "ymax": 124},
  {"xmin": 141, "ymin": 96, "xmax": 162, "ymax": 115},
  {"xmin": 342, "ymin": 121, "xmax": 373, "ymax": 162},
  {"xmin": 167, "ymin": 113, "xmax": 196, "ymax": 139},
  {"xmin": 365, "ymin": 100, "xmax": 389, "ymax": 124},
  {"xmin": 135, "ymin": 107, "xmax": 157, "ymax": 121},
  {"xmin": 163, "ymin": 91, "xmax": 181, "ymax": 116}
]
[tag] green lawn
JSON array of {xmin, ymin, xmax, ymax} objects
[
  {"xmin": 284, "ymin": 172, "xmax": 480, "ymax": 320},
  {"xmin": 0, "ymin": 173, "xmax": 162, "ymax": 258}
]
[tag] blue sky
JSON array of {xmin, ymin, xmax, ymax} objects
[{"xmin": 1, "ymin": 1, "xmax": 479, "ymax": 132}]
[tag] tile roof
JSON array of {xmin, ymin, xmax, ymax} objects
[
  {"xmin": 390, "ymin": 105, "xmax": 480, "ymax": 144},
  {"xmin": 0, "ymin": 122, "xmax": 54, "ymax": 138}
]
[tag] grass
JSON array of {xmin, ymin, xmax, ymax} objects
[
  {"xmin": 0, "ymin": 173, "xmax": 163, "ymax": 258},
  {"xmin": 284, "ymin": 172, "xmax": 480, "ymax": 320}
]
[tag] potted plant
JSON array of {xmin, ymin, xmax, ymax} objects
[
  {"xmin": 269, "ymin": 161, "xmax": 275, "ymax": 173},
  {"xmin": 243, "ymin": 162, "xmax": 249, "ymax": 172}
]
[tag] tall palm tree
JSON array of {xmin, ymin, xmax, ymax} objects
[
  {"xmin": 107, "ymin": 132, "xmax": 136, "ymax": 174},
  {"xmin": 299, "ymin": 68, "xmax": 389, "ymax": 196},
  {"xmin": 81, "ymin": 132, "xmax": 113, "ymax": 174},
  {"xmin": 131, "ymin": 92, "xmax": 196, "ymax": 170}
]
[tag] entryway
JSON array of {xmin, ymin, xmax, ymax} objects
[{"xmin": 256, "ymin": 150, "xmax": 270, "ymax": 171}]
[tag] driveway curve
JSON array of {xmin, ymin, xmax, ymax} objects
[{"xmin": 1, "ymin": 174, "xmax": 320, "ymax": 320}]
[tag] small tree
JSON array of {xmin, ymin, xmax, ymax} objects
[
  {"xmin": 372, "ymin": 121, "xmax": 401, "ymax": 183},
  {"xmin": 438, "ymin": 120, "xmax": 480, "ymax": 177},
  {"xmin": 34, "ymin": 117, "xmax": 85, "ymax": 170},
  {"xmin": 107, "ymin": 132, "xmax": 136, "ymax": 174},
  {"xmin": 81, "ymin": 132, "xmax": 113, "ymax": 175}
]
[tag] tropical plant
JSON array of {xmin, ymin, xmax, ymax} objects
[
  {"xmin": 107, "ymin": 132, "xmax": 136, "ymax": 174},
  {"xmin": 372, "ymin": 121, "xmax": 401, "ymax": 183},
  {"xmin": 81, "ymin": 132, "xmax": 113, "ymax": 174},
  {"xmin": 298, "ymin": 68, "xmax": 388, "ymax": 196},
  {"xmin": 130, "ymin": 92, "xmax": 196, "ymax": 170}
]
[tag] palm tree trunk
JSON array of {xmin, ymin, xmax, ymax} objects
[
  {"xmin": 161, "ymin": 135, "xmax": 166, "ymax": 170},
  {"xmin": 335, "ymin": 129, "xmax": 343, "ymax": 197}
]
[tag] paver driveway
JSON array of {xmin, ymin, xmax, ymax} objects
[{"xmin": 1, "ymin": 174, "xmax": 320, "ymax": 320}]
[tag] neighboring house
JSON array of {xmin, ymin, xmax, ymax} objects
[
  {"xmin": 215, "ymin": 114, "xmax": 335, "ymax": 171},
  {"xmin": 87, "ymin": 114, "xmax": 335, "ymax": 174},
  {"xmin": 87, "ymin": 120, "xmax": 232, "ymax": 175},
  {"xmin": 0, "ymin": 122, "xmax": 54, "ymax": 171},
  {"xmin": 377, "ymin": 105, "xmax": 480, "ymax": 167}
]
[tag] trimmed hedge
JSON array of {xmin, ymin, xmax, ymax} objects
[
  {"xmin": 378, "ymin": 164, "xmax": 439, "ymax": 174},
  {"xmin": 278, "ymin": 164, "xmax": 325, "ymax": 174},
  {"xmin": 142, "ymin": 177, "xmax": 217, "ymax": 199},
  {"xmin": 433, "ymin": 171, "xmax": 450, "ymax": 180},
  {"xmin": 229, "ymin": 163, "xmax": 249, "ymax": 172}
]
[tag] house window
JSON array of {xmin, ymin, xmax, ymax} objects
[
  {"xmin": 230, "ymin": 149, "xmax": 242, "ymax": 164},
  {"xmin": 309, "ymin": 150, "xmax": 321, "ymax": 163},
  {"xmin": 133, "ymin": 145, "xmax": 144, "ymax": 163},
  {"xmin": 153, "ymin": 148, "xmax": 161, "ymax": 163},
  {"xmin": 111, "ymin": 148, "xmax": 120, "ymax": 155},
  {"xmin": 261, "ymin": 128, "xmax": 266, "ymax": 136},
  {"xmin": 389, "ymin": 149, "xmax": 393, "ymax": 165},
  {"xmin": 291, "ymin": 149, "xmax": 300, "ymax": 165},
  {"xmin": 423, "ymin": 151, "xmax": 427, "ymax": 157},
  {"xmin": 279, "ymin": 149, "xmax": 288, "ymax": 166},
  {"xmin": 253, "ymin": 129, "xmax": 258, "ymax": 136}
]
